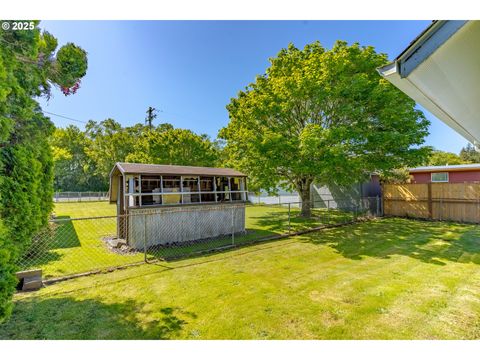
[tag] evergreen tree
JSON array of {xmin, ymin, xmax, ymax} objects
[
  {"xmin": 460, "ymin": 143, "xmax": 480, "ymax": 163},
  {"xmin": 0, "ymin": 22, "xmax": 87, "ymax": 321}
]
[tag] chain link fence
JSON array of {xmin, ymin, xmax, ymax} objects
[
  {"xmin": 18, "ymin": 197, "xmax": 381, "ymax": 282},
  {"xmin": 53, "ymin": 192, "xmax": 109, "ymax": 202}
]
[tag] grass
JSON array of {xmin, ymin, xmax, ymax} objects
[
  {"xmin": 3, "ymin": 217, "xmax": 480, "ymax": 339},
  {"xmin": 21, "ymin": 202, "xmax": 357, "ymax": 279}
]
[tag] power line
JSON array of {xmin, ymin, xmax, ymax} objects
[
  {"xmin": 42, "ymin": 110, "xmax": 89, "ymax": 124},
  {"xmin": 43, "ymin": 107, "xmax": 189, "ymax": 128}
]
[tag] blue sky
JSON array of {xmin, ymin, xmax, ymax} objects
[{"xmin": 39, "ymin": 20, "xmax": 468, "ymax": 154}]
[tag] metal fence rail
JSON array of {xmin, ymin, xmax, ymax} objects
[
  {"xmin": 53, "ymin": 192, "xmax": 109, "ymax": 202},
  {"xmin": 19, "ymin": 197, "xmax": 381, "ymax": 281}
]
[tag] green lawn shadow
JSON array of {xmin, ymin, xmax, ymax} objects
[
  {"xmin": 48, "ymin": 216, "xmax": 81, "ymax": 249},
  {"xmin": 19, "ymin": 216, "xmax": 81, "ymax": 269},
  {"xmin": 0, "ymin": 297, "xmax": 196, "ymax": 340},
  {"xmin": 301, "ymin": 218, "xmax": 480, "ymax": 266}
]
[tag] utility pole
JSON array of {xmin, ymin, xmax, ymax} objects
[{"xmin": 145, "ymin": 106, "xmax": 158, "ymax": 130}]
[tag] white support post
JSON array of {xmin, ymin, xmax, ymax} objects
[
  {"xmin": 128, "ymin": 176, "xmax": 135, "ymax": 207},
  {"xmin": 228, "ymin": 176, "xmax": 232, "ymax": 202},
  {"xmin": 139, "ymin": 174, "xmax": 142, "ymax": 207},
  {"xmin": 180, "ymin": 176, "xmax": 184, "ymax": 204},
  {"xmin": 213, "ymin": 176, "xmax": 217, "ymax": 202},
  {"xmin": 198, "ymin": 176, "xmax": 202, "ymax": 203},
  {"xmin": 160, "ymin": 175, "xmax": 164, "ymax": 205},
  {"xmin": 123, "ymin": 175, "xmax": 127, "ymax": 212},
  {"xmin": 240, "ymin": 178, "xmax": 246, "ymax": 201}
]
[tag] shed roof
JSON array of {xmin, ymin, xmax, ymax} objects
[
  {"xmin": 112, "ymin": 162, "xmax": 247, "ymax": 177},
  {"xmin": 409, "ymin": 163, "xmax": 480, "ymax": 173}
]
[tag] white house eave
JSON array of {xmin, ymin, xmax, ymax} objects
[
  {"xmin": 378, "ymin": 63, "xmax": 479, "ymax": 146},
  {"xmin": 396, "ymin": 21, "xmax": 467, "ymax": 78},
  {"xmin": 377, "ymin": 20, "xmax": 480, "ymax": 147}
]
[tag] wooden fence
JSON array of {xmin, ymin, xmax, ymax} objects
[{"xmin": 383, "ymin": 183, "xmax": 480, "ymax": 223}]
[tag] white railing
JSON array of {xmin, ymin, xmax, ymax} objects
[{"xmin": 125, "ymin": 190, "xmax": 248, "ymax": 207}]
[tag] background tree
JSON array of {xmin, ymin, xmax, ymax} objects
[
  {"xmin": 84, "ymin": 119, "xmax": 141, "ymax": 190},
  {"xmin": 379, "ymin": 168, "xmax": 412, "ymax": 184},
  {"xmin": 51, "ymin": 126, "xmax": 94, "ymax": 191},
  {"xmin": 220, "ymin": 41, "xmax": 430, "ymax": 217},
  {"xmin": 426, "ymin": 149, "xmax": 466, "ymax": 166},
  {"xmin": 51, "ymin": 121, "xmax": 220, "ymax": 191},
  {"xmin": 0, "ymin": 22, "xmax": 87, "ymax": 321},
  {"xmin": 126, "ymin": 125, "xmax": 219, "ymax": 166},
  {"xmin": 460, "ymin": 143, "xmax": 480, "ymax": 163}
]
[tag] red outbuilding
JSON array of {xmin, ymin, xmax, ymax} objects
[{"xmin": 409, "ymin": 164, "xmax": 480, "ymax": 184}]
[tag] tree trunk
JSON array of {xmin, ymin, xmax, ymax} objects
[{"xmin": 296, "ymin": 178, "xmax": 313, "ymax": 218}]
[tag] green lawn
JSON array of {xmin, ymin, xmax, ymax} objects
[
  {"xmin": 3, "ymin": 217, "xmax": 480, "ymax": 339},
  {"xmin": 20, "ymin": 202, "xmax": 357, "ymax": 279}
]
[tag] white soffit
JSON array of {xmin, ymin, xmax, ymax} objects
[{"xmin": 379, "ymin": 21, "xmax": 480, "ymax": 146}]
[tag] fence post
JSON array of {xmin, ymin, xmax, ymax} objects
[
  {"xmin": 327, "ymin": 200, "xmax": 330, "ymax": 224},
  {"xmin": 231, "ymin": 206, "xmax": 235, "ymax": 245},
  {"xmin": 440, "ymin": 198, "xmax": 443, "ymax": 221},
  {"xmin": 376, "ymin": 196, "xmax": 380, "ymax": 217},
  {"xmin": 288, "ymin": 203, "xmax": 291, "ymax": 234},
  {"xmin": 143, "ymin": 213, "xmax": 147, "ymax": 263},
  {"xmin": 427, "ymin": 183, "xmax": 433, "ymax": 219}
]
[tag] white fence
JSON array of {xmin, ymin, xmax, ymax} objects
[
  {"xmin": 53, "ymin": 192, "xmax": 109, "ymax": 202},
  {"xmin": 248, "ymin": 193, "xmax": 300, "ymax": 206}
]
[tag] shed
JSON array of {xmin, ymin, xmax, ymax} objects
[{"xmin": 109, "ymin": 162, "xmax": 248, "ymax": 249}]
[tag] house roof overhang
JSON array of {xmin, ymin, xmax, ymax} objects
[
  {"xmin": 377, "ymin": 20, "xmax": 480, "ymax": 147},
  {"xmin": 409, "ymin": 163, "xmax": 480, "ymax": 173}
]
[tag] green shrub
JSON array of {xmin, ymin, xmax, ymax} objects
[{"xmin": 0, "ymin": 22, "xmax": 87, "ymax": 323}]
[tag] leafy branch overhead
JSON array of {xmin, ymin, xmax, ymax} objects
[{"xmin": 5, "ymin": 27, "xmax": 88, "ymax": 98}]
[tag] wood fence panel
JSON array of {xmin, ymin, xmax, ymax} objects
[{"xmin": 383, "ymin": 183, "xmax": 480, "ymax": 223}]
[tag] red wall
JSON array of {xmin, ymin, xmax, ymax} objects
[{"xmin": 411, "ymin": 171, "xmax": 480, "ymax": 184}]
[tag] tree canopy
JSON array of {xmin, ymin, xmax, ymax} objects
[
  {"xmin": 126, "ymin": 126, "xmax": 220, "ymax": 167},
  {"xmin": 52, "ymin": 121, "xmax": 221, "ymax": 191},
  {"xmin": 220, "ymin": 41, "xmax": 430, "ymax": 216},
  {"xmin": 426, "ymin": 149, "xmax": 465, "ymax": 166},
  {"xmin": 0, "ymin": 22, "xmax": 88, "ymax": 322}
]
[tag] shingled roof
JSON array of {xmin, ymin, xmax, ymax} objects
[{"xmin": 112, "ymin": 162, "xmax": 246, "ymax": 177}]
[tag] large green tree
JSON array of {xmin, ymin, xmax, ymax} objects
[
  {"xmin": 0, "ymin": 22, "xmax": 87, "ymax": 321},
  {"xmin": 220, "ymin": 41, "xmax": 430, "ymax": 216}
]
